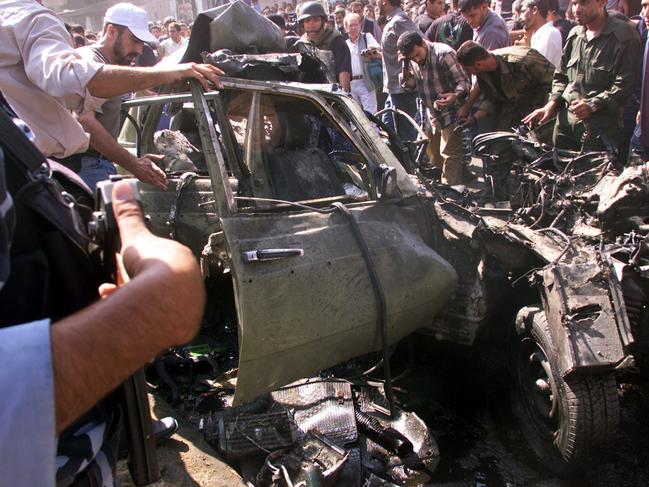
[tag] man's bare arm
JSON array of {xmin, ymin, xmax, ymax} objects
[
  {"xmin": 77, "ymin": 112, "xmax": 167, "ymax": 190},
  {"xmin": 86, "ymin": 63, "xmax": 224, "ymax": 98},
  {"xmin": 51, "ymin": 182, "xmax": 205, "ymax": 432},
  {"xmin": 339, "ymin": 71, "xmax": 351, "ymax": 93}
]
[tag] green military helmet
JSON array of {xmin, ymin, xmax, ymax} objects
[{"xmin": 297, "ymin": 1, "xmax": 327, "ymax": 23}]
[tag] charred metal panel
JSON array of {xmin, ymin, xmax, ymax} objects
[
  {"xmin": 540, "ymin": 263, "xmax": 628, "ymax": 376},
  {"xmin": 220, "ymin": 201, "xmax": 457, "ymax": 404},
  {"xmin": 139, "ymin": 176, "xmax": 221, "ymax": 256}
]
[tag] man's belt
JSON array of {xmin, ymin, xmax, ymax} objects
[{"xmin": 351, "ymin": 75, "xmax": 364, "ymax": 80}]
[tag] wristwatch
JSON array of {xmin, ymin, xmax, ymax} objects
[{"xmin": 586, "ymin": 99, "xmax": 599, "ymax": 113}]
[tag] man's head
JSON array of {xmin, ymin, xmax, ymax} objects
[
  {"xmin": 350, "ymin": 1, "xmax": 365, "ymax": 16},
  {"xmin": 149, "ymin": 24, "xmax": 161, "ymax": 38},
  {"xmin": 570, "ymin": 0, "xmax": 606, "ymax": 26},
  {"xmin": 167, "ymin": 22, "xmax": 182, "ymax": 42},
  {"xmin": 71, "ymin": 24, "xmax": 85, "ymax": 36},
  {"xmin": 458, "ymin": 0, "xmax": 489, "ymax": 28},
  {"xmin": 426, "ymin": 0, "xmax": 446, "ymax": 18},
  {"xmin": 378, "ymin": 0, "xmax": 402, "ymax": 17},
  {"xmin": 642, "ymin": 0, "xmax": 649, "ymax": 30},
  {"xmin": 335, "ymin": 6, "xmax": 347, "ymax": 26},
  {"xmin": 364, "ymin": 3, "xmax": 376, "ymax": 17},
  {"xmin": 298, "ymin": 1, "xmax": 328, "ymax": 35},
  {"xmin": 456, "ymin": 40, "xmax": 493, "ymax": 74},
  {"xmin": 103, "ymin": 3, "xmax": 157, "ymax": 65},
  {"xmin": 397, "ymin": 31, "xmax": 428, "ymax": 65},
  {"xmin": 547, "ymin": 0, "xmax": 564, "ymax": 18},
  {"xmin": 522, "ymin": 0, "xmax": 549, "ymax": 30},
  {"xmin": 344, "ymin": 13, "xmax": 363, "ymax": 40}
]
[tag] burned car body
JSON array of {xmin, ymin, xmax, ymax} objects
[{"xmin": 117, "ymin": 77, "xmax": 647, "ymax": 481}]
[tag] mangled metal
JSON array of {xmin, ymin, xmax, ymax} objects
[{"xmin": 119, "ymin": 72, "xmax": 649, "ymax": 479}]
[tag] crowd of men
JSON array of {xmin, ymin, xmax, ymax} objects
[{"xmin": 0, "ymin": 0, "xmax": 648, "ymax": 484}]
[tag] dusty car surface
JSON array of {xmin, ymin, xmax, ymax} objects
[{"xmin": 117, "ymin": 76, "xmax": 648, "ymax": 483}]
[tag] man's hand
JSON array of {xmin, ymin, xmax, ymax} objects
[
  {"xmin": 569, "ymin": 99, "xmax": 594, "ymax": 120},
  {"xmin": 156, "ymin": 63, "xmax": 225, "ymax": 91},
  {"xmin": 128, "ymin": 154, "xmax": 168, "ymax": 191},
  {"xmin": 523, "ymin": 101, "xmax": 557, "ymax": 127},
  {"xmin": 457, "ymin": 103, "xmax": 471, "ymax": 121},
  {"xmin": 436, "ymin": 92, "xmax": 457, "ymax": 109}
]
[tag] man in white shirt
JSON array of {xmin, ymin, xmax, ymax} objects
[
  {"xmin": 344, "ymin": 13, "xmax": 381, "ymax": 113},
  {"xmin": 522, "ymin": 0, "xmax": 563, "ymax": 66},
  {"xmin": 0, "ymin": 0, "xmax": 221, "ymax": 162},
  {"xmin": 159, "ymin": 21, "xmax": 189, "ymax": 58}
]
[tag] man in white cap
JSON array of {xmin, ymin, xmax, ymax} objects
[
  {"xmin": 0, "ymin": 0, "xmax": 222, "ymax": 168},
  {"xmin": 76, "ymin": 2, "xmax": 170, "ymax": 190}
]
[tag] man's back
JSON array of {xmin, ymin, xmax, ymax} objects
[
  {"xmin": 382, "ymin": 9, "xmax": 421, "ymax": 93},
  {"xmin": 479, "ymin": 46, "xmax": 555, "ymax": 128},
  {"xmin": 426, "ymin": 12, "xmax": 473, "ymax": 50}
]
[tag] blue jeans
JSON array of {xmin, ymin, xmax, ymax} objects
[
  {"xmin": 78, "ymin": 155, "xmax": 117, "ymax": 191},
  {"xmin": 629, "ymin": 123, "xmax": 649, "ymax": 161},
  {"xmin": 382, "ymin": 92, "xmax": 418, "ymax": 142}
]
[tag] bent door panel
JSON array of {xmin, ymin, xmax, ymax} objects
[{"xmin": 222, "ymin": 202, "xmax": 457, "ymax": 404}]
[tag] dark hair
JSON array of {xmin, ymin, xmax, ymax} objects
[
  {"xmin": 267, "ymin": 13, "xmax": 286, "ymax": 29},
  {"xmin": 397, "ymin": 31, "xmax": 425, "ymax": 56},
  {"xmin": 456, "ymin": 40, "xmax": 490, "ymax": 65},
  {"xmin": 71, "ymin": 24, "xmax": 85, "ymax": 35},
  {"xmin": 73, "ymin": 34, "xmax": 86, "ymax": 47},
  {"xmin": 387, "ymin": 0, "xmax": 401, "ymax": 7},
  {"xmin": 546, "ymin": 0, "xmax": 564, "ymax": 15},
  {"xmin": 458, "ymin": 0, "xmax": 487, "ymax": 12},
  {"xmin": 523, "ymin": 0, "xmax": 549, "ymax": 18}
]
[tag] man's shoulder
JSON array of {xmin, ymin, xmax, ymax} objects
[
  {"xmin": 484, "ymin": 9, "xmax": 508, "ymax": 29},
  {"xmin": 606, "ymin": 15, "xmax": 641, "ymax": 44},
  {"xmin": 428, "ymin": 40, "xmax": 454, "ymax": 55},
  {"xmin": 493, "ymin": 45, "xmax": 531, "ymax": 60}
]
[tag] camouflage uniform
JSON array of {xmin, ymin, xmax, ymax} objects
[
  {"xmin": 475, "ymin": 46, "xmax": 555, "ymax": 131},
  {"xmin": 550, "ymin": 15, "xmax": 641, "ymax": 152}
]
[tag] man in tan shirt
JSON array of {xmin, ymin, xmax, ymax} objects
[{"xmin": 0, "ymin": 0, "xmax": 222, "ymax": 164}]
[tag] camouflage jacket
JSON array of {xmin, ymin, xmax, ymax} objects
[
  {"xmin": 475, "ymin": 46, "xmax": 555, "ymax": 130},
  {"xmin": 550, "ymin": 15, "xmax": 641, "ymax": 117}
]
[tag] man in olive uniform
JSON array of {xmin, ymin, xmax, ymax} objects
[
  {"xmin": 456, "ymin": 41, "xmax": 555, "ymax": 130},
  {"xmin": 523, "ymin": 0, "xmax": 641, "ymax": 154},
  {"xmin": 293, "ymin": 1, "xmax": 352, "ymax": 92}
]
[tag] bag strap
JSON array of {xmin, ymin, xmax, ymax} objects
[{"xmin": 0, "ymin": 103, "xmax": 46, "ymax": 175}]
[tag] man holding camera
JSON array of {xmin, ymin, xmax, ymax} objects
[
  {"xmin": 0, "ymin": 0, "xmax": 218, "ymax": 483},
  {"xmin": 345, "ymin": 12, "xmax": 382, "ymax": 113}
]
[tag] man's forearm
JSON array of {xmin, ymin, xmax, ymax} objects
[
  {"xmin": 78, "ymin": 113, "xmax": 137, "ymax": 171},
  {"xmin": 339, "ymin": 72, "xmax": 351, "ymax": 93},
  {"xmin": 51, "ymin": 256, "xmax": 204, "ymax": 432},
  {"xmin": 87, "ymin": 65, "xmax": 168, "ymax": 98}
]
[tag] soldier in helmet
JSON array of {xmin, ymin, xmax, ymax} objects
[{"xmin": 292, "ymin": 1, "xmax": 352, "ymax": 92}]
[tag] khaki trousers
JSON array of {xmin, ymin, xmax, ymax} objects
[{"xmin": 426, "ymin": 122, "xmax": 464, "ymax": 185}]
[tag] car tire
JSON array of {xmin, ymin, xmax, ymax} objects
[{"xmin": 511, "ymin": 307, "xmax": 619, "ymax": 475}]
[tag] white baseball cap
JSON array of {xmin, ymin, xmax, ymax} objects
[{"xmin": 104, "ymin": 3, "xmax": 158, "ymax": 44}]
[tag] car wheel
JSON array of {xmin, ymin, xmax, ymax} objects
[{"xmin": 511, "ymin": 307, "xmax": 619, "ymax": 475}]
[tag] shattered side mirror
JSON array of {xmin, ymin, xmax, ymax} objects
[{"xmin": 378, "ymin": 164, "xmax": 401, "ymax": 200}]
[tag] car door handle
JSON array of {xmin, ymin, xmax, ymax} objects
[{"xmin": 241, "ymin": 248, "xmax": 304, "ymax": 262}]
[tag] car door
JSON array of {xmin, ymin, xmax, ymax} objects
[{"xmin": 201, "ymin": 85, "xmax": 458, "ymax": 405}]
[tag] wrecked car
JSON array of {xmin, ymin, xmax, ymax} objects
[{"xmin": 114, "ymin": 76, "xmax": 648, "ymax": 483}]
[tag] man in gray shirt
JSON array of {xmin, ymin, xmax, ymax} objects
[
  {"xmin": 379, "ymin": 0, "xmax": 423, "ymax": 141},
  {"xmin": 459, "ymin": 0, "xmax": 511, "ymax": 49},
  {"xmin": 76, "ymin": 3, "xmax": 168, "ymax": 190}
]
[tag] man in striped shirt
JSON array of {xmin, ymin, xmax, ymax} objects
[{"xmin": 398, "ymin": 31, "xmax": 470, "ymax": 184}]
